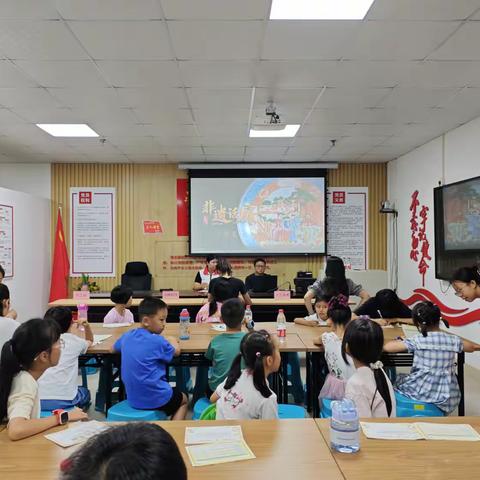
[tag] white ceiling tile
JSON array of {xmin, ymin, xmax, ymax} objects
[
  {"xmin": 300, "ymin": 123, "xmax": 353, "ymax": 137},
  {"xmin": 291, "ymin": 137, "xmax": 339, "ymax": 149},
  {"xmin": 251, "ymin": 107, "xmax": 308, "ymax": 124},
  {"xmin": 133, "ymin": 107, "xmax": 193, "ymax": 124},
  {"xmin": 254, "ymin": 88, "xmax": 323, "ymax": 109},
  {"xmin": 262, "ymin": 21, "xmax": 362, "ymax": 60},
  {"xmin": 244, "ymin": 146, "xmax": 287, "ymax": 157},
  {"xmin": 204, "ymin": 155, "xmax": 245, "ymax": 162},
  {"xmin": 194, "ymin": 109, "xmax": 250, "ymax": 124},
  {"xmin": 14, "ymin": 60, "xmax": 108, "ymax": 87},
  {"xmin": 89, "ymin": 122, "xmax": 156, "ymax": 138},
  {"xmin": 0, "ymin": 60, "xmax": 36, "ymax": 87},
  {"xmin": 68, "ymin": 21, "xmax": 172, "ymax": 60},
  {"xmin": 179, "ymin": 61, "xmax": 255, "ymax": 87},
  {"xmin": 195, "ymin": 136, "xmax": 246, "ymax": 146},
  {"xmin": 316, "ymin": 87, "xmax": 391, "ymax": 108},
  {"xmin": 11, "ymin": 106, "xmax": 88, "ymax": 123},
  {"xmin": 344, "ymin": 21, "xmax": 460, "ymax": 60},
  {"xmin": 163, "ymin": 146, "xmax": 204, "ymax": 155},
  {"xmin": 0, "ymin": 20, "xmax": 89, "ymax": 60},
  {"xmin": 127, "ymin": 154, "xmax": 168, "ymax": 163},
  {"xmin": 47, "ymin": 87, "xmax": 120, "ymax": 108},
  {"xmin": 429, "ymin": 23, "xmax": 480, "ymax": 60},
  {"xmin": 379, "ymin": 86, "xmax": 460, "ymax": 108},
  {"xmin": 97, "ymin": 61, "xmax": 182, "ymax": 87},
  {"xmin": 168, "ymin": 21, "xmax": 263, "ymax": 60},
  {"xmin": 198, "ymin": 123, "xmax": 248, "ymax": 137},
  {"xmin": 0, "ymin": 108, "xmax": 28, "ymax": 124},
  {"xmin": 307, "ymin": 108, "xmax": 364, "ymax": 125},
  {"xmin": 187, "ymin": 88, "xmax": 252, "ymax": 109},
  {"xmin": 0, "ymin": 87, "xmax": 59, "ymax": 108},
  {"xmin": 162, "ymin": 0, "xmax": 268, "ymax": 20},
  {"xmin": 142, "ymin": 124, "xmax": 198, "ymax": 137},
  {"xmin": 114, "ymin": 87, "xmax": 188, "ymax": 108},
  {"xmin": 56, "ymin": 0, "xmax": 161, "ymax": 20},
  {"xmin": 283, "ymin": 147, "xmax": 326, "ymax": 160},
  {"xmin": 246, "ymin": 137, "xmax": 296, "ymax": 147},
  {"xmin": 154, "ymin": 135, "xmax": 203, "ymax": 146},
  {"xmin": 367, "ymin": 0, "xmax": 480, "ymax": 20},
  {"xmin": 202, "ymin": 146, "xmax": 245, "ymax": 155},
  {"xmin": 0, "ymin": 1, "xmax": 60, "ymax": 19}
]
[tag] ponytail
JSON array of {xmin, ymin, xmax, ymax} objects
[
  {"xmin": 208, "ymin": 300, "xmax": 218, "ymax": 318},
  {"xmin": 372, "ymin": 367, "xmax": 393, "ymax": 417},
  {"xmin": 0, "ymin": 340, "xmax": 22, "ymax": 421},
  {"xmin": 223, "ymin": 353, "xmax": 242, "ymax": 390},
  {"xmin": 223, "ymin": 330, "xmax": 275, "ymax": 398},
  {"xmin": 0, "ymin": 318, "xmax": 60, "ymax": 421}
]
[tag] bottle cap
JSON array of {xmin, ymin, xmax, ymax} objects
[
  {"xmin": 331, "ymin": 398, "xmax": 358, "ymax": 422},
  {"xmin": 279, "ymin": 309, "xmax": 284, "ymax": 313},
  {"xmin": 180, "ymin": 308, "xmax": 189, "ymax": 316}
]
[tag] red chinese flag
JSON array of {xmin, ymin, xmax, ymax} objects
[
  {"xmin": 176, "ymin": 178, "xmax": 189, "ymax": 237},
  {"xmin": 49, "ymin": 210, "xmax": 70, "ymax": 302}
]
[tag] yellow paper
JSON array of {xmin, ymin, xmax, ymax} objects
[
  {"xmin": 186, "ymin": 439, "xmax": 256, "ymax": 467},
  {"xmin": 415, "ymin": 423, "xmax": 480, "ymax": 441}
]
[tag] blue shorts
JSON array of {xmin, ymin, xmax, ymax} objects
[{"xmin": 41, "ymin": 386, "xmax": 91, "ymax": 411}]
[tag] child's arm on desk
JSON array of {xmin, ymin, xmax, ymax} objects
[
  {"xmin": 462, "ymin": 339, "xmax": 480, "ymax": 353},
  {"xmin": 383, "ymin": 339, "xmax": 408, "ymax": 353},
  {"xmin": 165, "ymin": 336, "xmax": 181, "ymax": 356},
  {"xmin": 294, "ymin": 318, "xmax": 318, "ymax": 327}
]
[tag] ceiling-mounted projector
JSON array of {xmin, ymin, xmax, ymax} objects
[{"xmin": 251, "ymin": 123, "xmax": 287, "ymax": 131}]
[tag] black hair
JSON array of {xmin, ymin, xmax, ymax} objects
[
  {"xmin": 253, "ymin": 258, "xmax": 266, "ymax": 266},
  {"xmin": 412, "ymin": 301, "xmax": 447, "ymax": 337},
  {"xmin": 110, "ymin": 285, "xmax": 133, "ymax": 305},
  {"xmin": 216, "ymin": 257, "xmax": 232, "ymax": 275},
  {"xmin": 0, "ymin": 264, "xmax": 4, "ymax": 278},
  {"xmin": 138, "ymin": 297, "xmax": 167, "ymax": 321},
  {"xmin": 322, "ymin": 275, "xmax": 348, "ymax": 298},
  {"xmin": 327, "ymin": 295, "xmax": 351, "ymax": 327},
  {"xmin": 325, "ymin": 256, "xmax": 349, "ymax": 297},
  {"xmin": 224, "ymin": 330, "xmax": 275, "ymax": 398},
  {"xmin": 44, "ymin": 306, "xmax": 73, "ymax": 334},
  {"xmin": 374, "ymin": 289, "xmax": 410, "ymax": 318},
  {"xmin": 221, "ymin": 298, "xmax": 245, "ymax": 329},
  {"xmin": 0, "ymin": 318, "xmax": 60, "ymax": 421},
  {"xmin": 61, "ymin": 423, "xmax": 187, "ymax": 480},
  {"xmin": 342, "ymin": 318, "xmax": 393, "ymax": 417},
  {"xmin": 208, "ymin": 278, "xmax": 235, "ymax": 317},
  {"xmin": 0, "ymin": 283, "xmax": 10, "ymax": 317},
  {"xmin": 315, "ymin": 294, "xmax": 332, "ymax": 305},
  {"xmin": 451, "ymin": 265, "xmax": 480, "ymax": 285},
  {"xmin": 206, "ymin": 254, "xmax": 217, "ymax": 264}
]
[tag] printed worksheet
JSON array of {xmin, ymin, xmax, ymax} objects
[
  {"xmin": 185, "ymin": 425, "xmax": 244, "ymax": 445},
  {"xmin": 45, "ymin": 421, "xmax": 109, "ymax": 448},
  {"xmin": 186, "ymin": 440, "xmax": 255, "ymax": 466}
]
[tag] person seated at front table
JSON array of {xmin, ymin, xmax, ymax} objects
[
  {"xmin": 354, "ymin": 288, "xmax": 412, "ymax": 325},
  {"xmin": 112, "ymin": 297, "xmax": 188, "ymax": 420},
  {"xmin": 245, "ymin": 258, "xmax": 275, "ymax": 292},
  {"xmin": 193, "ymin": 254, "xmax": 219, "ymax": 291},
  {"xmin": 208, "ymin": 258, "xmax": 252, "ymax": 306},
  {"xmin": 304, "ymin": 256, "xmax": 370, "ymax": 315},
  {"xmin": 294, "ymin": 294, "xmax": 331, "ymax": 327},
  {"xmin": 103, "ymin": 285, "xmax": 134, "ymax": 325}
]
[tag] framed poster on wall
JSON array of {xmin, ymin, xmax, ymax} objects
[
  {"xmin": 70, "ymin": 187, "xmax": 115, "ymax": 277},
  {"xmin": 0, "ymin": 204, "xmax": 13, "ymax": 277}
]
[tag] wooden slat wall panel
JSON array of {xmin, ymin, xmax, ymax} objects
[
  {"xmin": 51, "ymin": 163, "xmax": 386, "ymax": 294},
  {"xmin": 328, "ymin": 163, "xmax": 387, "ymax": 270}
]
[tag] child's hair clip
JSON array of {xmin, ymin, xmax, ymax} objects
[{"xmin": 255, "ymin": 351, "xmax": 261, "ymax": 358}]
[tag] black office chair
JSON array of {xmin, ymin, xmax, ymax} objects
[{"xmin": 121, "ymin": 262, "xmax": 152, "ymax": 291}]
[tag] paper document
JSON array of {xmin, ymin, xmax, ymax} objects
[
  {"xmin": 102, "ymin": 322, "xmax": 131, "ymax": 328},
  {"xmin": 402, "ymin": 325, "xmax": 419, "ymax": 339},
  {"xmin": 45, "ymin": 421, "xmax": 109, "ymax": 448},
  {"xmin": 185, "ymin": 425, "xmax": 243, "ymax": 445},
  {"xmin": 93, "ymin": 334, "xmax": 112, "ymax": 345},
  {"xmin": 211, "ymin": 324, "xmax": 226, "ymax": 332},
  {"xmin": 186, "ymin": 440, "xmax": 255, "ymax": 466},
  {"xmin": 361, "ymin": 422, "xmax": 480, "ymax": 442}
]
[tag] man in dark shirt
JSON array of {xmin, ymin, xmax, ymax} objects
[{"xmin": 245, "ymin": 258, "xmax": 277, "ymax": 292}]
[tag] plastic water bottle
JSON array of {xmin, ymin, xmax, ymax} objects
[
  {"xmin": 77, "ymin": 304, "xmax": 88, "ymax": 322},
  {"xmin": 276, "ymin": 309, "xmax": 287, "ymax": 342},
  {"xmin": 330, "ymin": 399, "xmax": 360, "ymax": 453},
  {"xmin": 179, "ymin": 308, "xmax": 190, "ymax": 340},
  {"xmin": 244, "ymin": 305, "xmax": 254, "ymax": 330}
]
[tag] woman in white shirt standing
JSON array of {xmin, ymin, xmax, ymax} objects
[
  {"xmin": 342, "ymin": 317, "xmax": 396, "ymax": 418},
  {"xmin": 0, "ymin": 318, "xmax": 87, "ymax": 440}
]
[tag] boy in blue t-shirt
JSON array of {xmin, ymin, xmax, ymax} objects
[
  {"xmin": 113, "ymin": 297, "xmax": 188, "ymax": 420},
  {"xmin": 205, "ymin": 298, "xmax": 246, "ymax": 396}
]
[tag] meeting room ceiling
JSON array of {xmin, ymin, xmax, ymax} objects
[{"xmin": 1, "ymin": 0, "xmax": 480, "ymax": 164}]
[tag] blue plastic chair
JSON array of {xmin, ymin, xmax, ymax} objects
[
  {"xmin": 106, "ymin": 400, "xmax": 168, "ymax": 422},
  {"xmin": 278, "ymin": 404, "xmax": 307, "ymax": 419},
  {"xmin": 320, "ymin": 398, "xmax": 333, "ymax": 418},
  {"xmin": 285, "ymin": 353, "xmax": 305, "ymax": 404},
  {"xmin": 193, "ymin": 397, "xmax": 211, "ymax": 420},
  {"xmin": 395, "ymin": 391, "xmax": 444, "ymax": 417}
]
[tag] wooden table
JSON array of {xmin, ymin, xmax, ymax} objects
[
  {"xmin": 0, "ymin": 419, "xmax": 344, "ymax": 480},
  {"xmin": 316, "ymin": 417, "xmax": 480, "ymax": 480}
]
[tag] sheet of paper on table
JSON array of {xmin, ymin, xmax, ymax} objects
[
  {"xmin": 93, "ymin": 334, "xmax": 112, "ymax": 345},
  {"xmin": 45, "ymin": 421, "xmax": 109, "ymax": 448},
  {"xmin": 402, "ymin": 324, "xmax": 419, "ymax": 338},
  {"xmin": 102, "ymin": 322, "xmax": 132, "ymax": 328},
  {"xmin": 186, "ymin": 440, "xmax": 255, "ymax": 467},
  {"xmin": 211, "ymin": 324, "xmax": 226, "ymax": 332},
  {"xmin": 185, "ymin": 425, "xmax": 243, "ymax": 445}
]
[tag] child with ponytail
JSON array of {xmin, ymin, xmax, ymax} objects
[
  {"xmin": 0, "ymin": 318, "xmax": 87, "ymax": 440},
  {"xmin": 210, "ymin": 330, "xmax": 281, "ymax": 420},
  {"xmin": 384, "ymin": 301, "xmax": 476, "ymax": 414},
  {"xmin": 342, "ymin": 317, "xmax": 396, "ymax": 418}
]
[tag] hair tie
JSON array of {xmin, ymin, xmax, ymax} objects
[
  {"xmin": 369, "ymin": 361, "xmax": 383, "ymax": 370},
  {"xmin": 255, "ymin": 351, "xmax": 261, "ymax": 358}
]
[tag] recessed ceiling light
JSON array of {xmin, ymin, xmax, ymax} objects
[
  {"xmin": 249, "ymin": 124, "xmax": 300, "ymax": 138},
  {"xmin": 36, "ymin": 124, "xmax": 99, "ymax": 137},
  {"xmin": 270, "ymin": 0, "xmax": 375, "ymax": 20}
]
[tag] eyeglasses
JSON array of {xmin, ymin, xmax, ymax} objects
[{"xmin": 454, "ymin": 285, "xmax": 467, "ymax": 297}]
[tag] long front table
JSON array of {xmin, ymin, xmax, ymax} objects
[
  {"xmin": 49, "ymin": 296, "xmax": 308, "ymax": 323},
  {"xmin": 0, "ymin": 419, "xmax": 344, "ymax": 480}
]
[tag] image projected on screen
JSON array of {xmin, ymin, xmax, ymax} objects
[
  {"xmin": 190, "ymin": 177, "xmax": 325, "ymax": 254},
  {"xmin": 443, "ymin": 179, "xmax": 480, "ymax": 251}
]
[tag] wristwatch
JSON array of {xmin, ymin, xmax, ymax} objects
[{"xmin": 53, "ymin": 409, "xmax": 69, "ymax": 425}]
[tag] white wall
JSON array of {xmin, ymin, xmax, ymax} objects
[
  {"xmin": 388, "ymin": 117, "xmax": 480, "ymax": 368},
  {"xmin": 0, "ymin": 187, "xmax": 51, "ymax": 321},
  {"xmin": 0, "ymin": 163, "xmax": 51, "ymax": 199}
]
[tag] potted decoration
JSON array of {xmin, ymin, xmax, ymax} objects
[{"xmin": 77, "ymin": 273, "xmax": 101, "ymax": 293}]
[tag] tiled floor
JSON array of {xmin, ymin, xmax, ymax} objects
[{"xmin": 84, "ymin": 361, "xmax": 480, "ymax": 420}]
